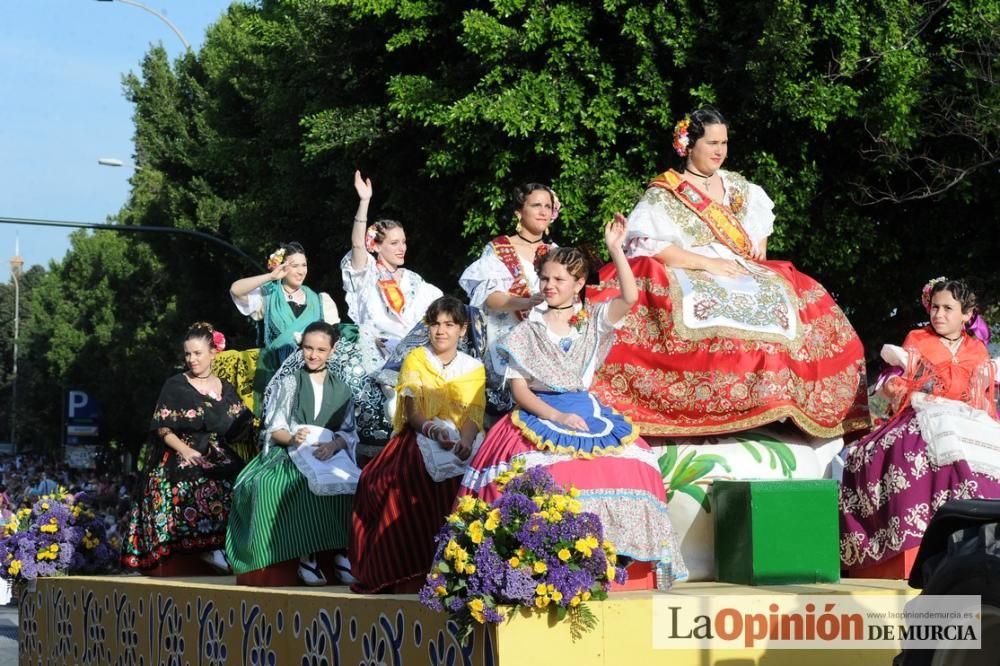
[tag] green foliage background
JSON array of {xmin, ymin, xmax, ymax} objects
[{"xmin": 6, "ymin": 0, "xmax": 997, "ymax": 452}]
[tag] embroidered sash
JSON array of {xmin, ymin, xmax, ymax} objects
[
  {"xmin": 375, "ymin": 262, "xmax": 406, "ymax": 315},
  {"xmin": 649, "ymin": 169, "xmax": 752, "ymax": 258},
  {"xmin": 490, "ymin": 236, "xmax": 549, "ymax": 321}
]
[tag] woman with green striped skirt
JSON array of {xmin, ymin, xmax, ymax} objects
[{"xmin": 226, "ymin": 322, "xmax": 361, "ymax": 585}]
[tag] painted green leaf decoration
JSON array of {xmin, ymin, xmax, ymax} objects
[
  {"xmin": 734, "ymin": 433, "xmax": 797, "ymax": 477},
  {"xmin": 659, "ymin": 445, "xmax": 733, "ymax": 514},
  {"xmin": 658, "ymin": 443, "xmax": 678, "ymax": 478},
  {"xmin": 741, "ymin": 441, "xmax": 763, "ymax": 463},
  {"xmin": 680, "ymin": 485, "xmax": 710, "ymax": 513}
]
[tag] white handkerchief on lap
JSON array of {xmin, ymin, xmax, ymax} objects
[
  {"xmin": 288, "ymin": 425, "xmax": 362, "ymax": 496},
  {"xmin": 415, "ymin": 418, "xmax": 484, "ymax": 482}
]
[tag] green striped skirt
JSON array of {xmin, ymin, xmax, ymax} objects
[{"xmin": 225, "ymin": 444, "xmax": 353, "ymax": 574}]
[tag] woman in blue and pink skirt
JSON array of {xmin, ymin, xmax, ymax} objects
[{"xmin": 460, "ymin": 216, "xmax": 686, "ymax": 572}]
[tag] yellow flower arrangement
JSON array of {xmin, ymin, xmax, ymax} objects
[{"xmin": 420, "ymin": 465, "xmax": 625, "ymax": 644}]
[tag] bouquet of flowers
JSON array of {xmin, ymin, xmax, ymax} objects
[
  {"xmin": 419, "ymin": 463, "xmax": 626, "ymax": 643},
  {"xmin": 0, "ymin": 489, "xmax": 119, "ymax": 584}
]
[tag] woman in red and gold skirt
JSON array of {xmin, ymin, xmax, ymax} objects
[{"xmin": 588, "ymin": 108, "xmax": 868, "ymax": 438}]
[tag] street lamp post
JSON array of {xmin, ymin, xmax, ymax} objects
[
  {"xmin": 94, "ymin": 0, "xmax": 193, "ymax": 52},
  {"xmin": 9, "ymin": 247, "xmax": 23, "ymax": 453}
]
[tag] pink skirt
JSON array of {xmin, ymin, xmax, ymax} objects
[{"xmin": 460, "ymin": 412, "xmax": 686, "ymax": 574}]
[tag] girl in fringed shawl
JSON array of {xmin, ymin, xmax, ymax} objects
[
  {"xmin": 350, "ymin": 296, "xmax": 486, "ymax": 593},
  {"xmin": 226, "ymin": 322, "xmax": 361, "ymax": 586},
  {"xmin": 840, "ymin": 278, "xmax": 1000, "ymax": 573},
  {"xmin": 460, "ymin": 216, "xmax": 687, "ymax": 576},
  {"xmin": 229, "ymin": 242, "xmax": 339, "ymax": 415}
]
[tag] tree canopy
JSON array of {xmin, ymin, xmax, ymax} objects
[{"xmin": 16, "ymin": 0, "xmax": 998, "ymax": 451}]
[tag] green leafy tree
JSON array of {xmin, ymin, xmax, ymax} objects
[
  {"xmin": 22, "ymin": 232, "xmax": 177, "ymax": 451},
  {"xmin": 16, "ymin": 0, "xmax": 998, "ymax": 450}
]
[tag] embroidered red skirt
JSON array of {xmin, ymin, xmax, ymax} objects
[
  {"xmin": 349, "ymin": 429, "xmax": 460, "ymax": 593},
  {"xmin": 587, "ymin": 257, "xmax": 869, "ymax": 438}
]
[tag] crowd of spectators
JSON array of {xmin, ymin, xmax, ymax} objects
[{"xmin": 0, "ymin": 453, "xmax": 134, "ymax": 545}]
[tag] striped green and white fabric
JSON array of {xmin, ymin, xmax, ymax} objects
[{"xmin": 226, "ymin": 445, "xmax": 353, "ymax": 574}]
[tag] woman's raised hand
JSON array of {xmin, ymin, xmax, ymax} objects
[
  {"xmin": 269, "ymin": 261, "xmax": 290, "ymax": 282},
  {"xmin": 354, "ymin": 170, "xmax": 372, "ymax": 202},
  {"xmin": 604, "ymin": 213, "xmax": 627, "ymax": 253}
]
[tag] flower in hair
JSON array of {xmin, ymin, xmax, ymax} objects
[
  {"xmin": 267, "ymin": 247, "xmax": 286, "ymax": 271},
  {"xmin": 672, "ymin": 116, "xmax": 691, "ymax": 157},
  {"xmin": 920, "ymin": 276, "xmax": 948, "ymax": 312},
  {"xmin": 211, "ymin": 330, "xmax": 227, "ymax": 352},
  {"xmin": 365, "ymin": 225, "xmax": 379, "ymax": 253}
]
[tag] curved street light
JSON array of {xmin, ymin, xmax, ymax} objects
[
  {"xmin": 0, "ymin": 217, "xmax": 260, "ymax": 271},
  {"xmin": 94, "ymin": 0, "xmax": 193, "ymax": 52},
  {"xmin": 98, "ymin": 158, "xmax": 142, "ymax": 171}
]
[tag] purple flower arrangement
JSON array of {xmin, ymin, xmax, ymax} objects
[
  {"xmin": 0, "ymin": 489, "xmax": 120, "ymax": 584},
  {"xmin": 420, "ymin": 462, "xmax": 627, "ymax": 643}
]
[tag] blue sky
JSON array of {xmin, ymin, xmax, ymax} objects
[{"xmin": 0, "ymin": 1, "xmax": 235, "ymax": 281}]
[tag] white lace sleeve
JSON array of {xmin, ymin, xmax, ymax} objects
[
  {"xmin": 319, "ymin": 292, "xmax": 340, "ymax": 324},
  {"xmin": 332, "ymin": 398, "xmax": 359, "ymax": 458},
  {"xmin": 880, "ymin": 344, "xmax": 910, "ymax": 368},
  {"xmin": 596, "ymin": 301, "xmax": 626, "ymax": 333},
  {"xmin": 625, "ymin": 189, "xmax": 687, "ymax": 258},
  {"xmin": 740, "ymin": 182, "xmax": 775, "ymax": 246},
  {"xmin": 504, "ymin": 362, "xmax": 529, "ymax": 383},
  {"xmin": 340, "ymin": 251, "xmax": 373, "ymax": 324},
  {"xmin": 264, "ymin": 375, "xmax": 297, "ymax": 440},
  {"xmin": 459, "ymin": 246, "xmax": 515, "ymax": 308},
  {"xmin": 231, "ymin": 287, "xmax": 264, "ymax": 320}
]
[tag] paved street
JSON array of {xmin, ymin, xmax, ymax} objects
[{"xmin": 0, "ymin": 605, "xmax": 17, "ymax": 665}]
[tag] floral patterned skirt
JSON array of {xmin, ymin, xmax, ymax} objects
[
  {"xmin": 839, "ymin": 408, "xmax": 1000, "ymax": 571},
  {"xmin": 121, "ymin": 450, "xmax": 233, "ymax": 569},
  {"xmin": 459, "ymin": 410, "xmax": 686, "ymax": 571},
  {"xmin": 587, "ymin": 257, "xmax": 869, "ymax": 438}
]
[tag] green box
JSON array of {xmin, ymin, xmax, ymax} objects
[{"xmin": 712, "ymin": 479, "xmax": 840, "ymax": 585}]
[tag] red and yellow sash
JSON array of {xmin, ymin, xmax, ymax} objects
[
  {"xmin": 375, "ymin": 261, "xmax": 406, "ymax": 315},
  {"xmin": 490, "ymin": 236, "xmax": 549, "ymax": 320},
  {"xmin": 649, "ymin": 169, "xmax": 752, "ymax": 258}
]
